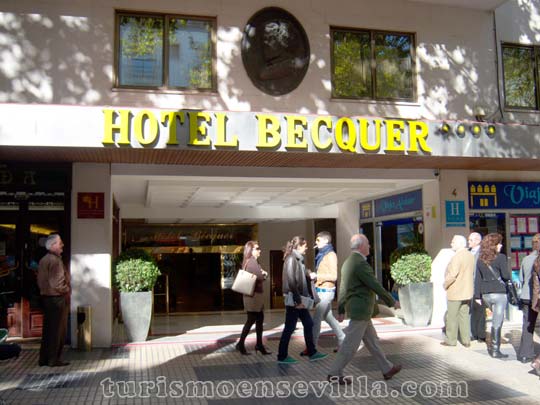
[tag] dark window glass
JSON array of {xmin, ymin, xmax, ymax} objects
[
  {"xmin": 332, "ymin": 28, "xmax": 414, "ymax": 101},
  {"xmin": 502, "ymin": 45, "xmax": 536, "ymax": 109},
  {"xmin": 332, "ymin": 30, "xmax": 371, "ymax": 98},
  {"xmin": 375, "ymin": 33, "xmax": 413, "ymax": 100},
  {"xmin": 117, "ymin": 13, "xmax": 214, "ymax": 90},
  {"xmin": 119, "ymin": 15, "xmax": 163, "ymax": 87}
]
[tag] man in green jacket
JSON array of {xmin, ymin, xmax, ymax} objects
[{"xmin": 328, "ymin": 233, "xmax": 402, "ymax": 385}]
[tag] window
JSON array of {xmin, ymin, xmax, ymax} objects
[
  {"xmin": 116, "ymin": 12, "xmax": 215, "ymax": 91},
  {"xmin": 502, "ymin": 44, "xmax": 538, "ymax": 110},
  {"xmin": 331, "ymin": 28, "xmax": 414, "ymax": 101}
]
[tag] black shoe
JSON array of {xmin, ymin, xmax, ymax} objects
[
  {"xmin": 235, "ymin": 343, "xmax": 251, "ymax": 355},
  {"xmin": 255, "ymin": 345, "xmax": 272, "ymax": 355},
  {"xmin": 519, "ymin": 356, "xmax": 534, "ymax": 363},
  {"xmin": 383, "ymin": 364, "xmax": 402, "ymax": 380},
  {"xmin": 50, "ymin": 361, "xmax": 70, "ymax": 367},
  {"xmin": 327, "ymin": 375, "xmax": 352, "ymax": 385},
  {"xmin": 477, "ymin": 338, "xmax": 486, "ymax": 343},
  {"xmin": 38, "ymin": 362, "xmax": 46, "ymax": 367}
]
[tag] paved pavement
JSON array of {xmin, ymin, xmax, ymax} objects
[{"xmin": 1, "ymin": 311, "xmax": 540, "ymax": 404}]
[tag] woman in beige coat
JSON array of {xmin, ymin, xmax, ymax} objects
[{"xmin": 235, "ymin": 241, "xmax": 271, "ymax": 355}]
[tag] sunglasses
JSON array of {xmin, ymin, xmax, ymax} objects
[{"xmin": 254, "ymin": 247, "xmax": 261, "ymax": 251}]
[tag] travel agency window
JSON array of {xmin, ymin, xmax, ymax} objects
[
  {"xmin": 330, "ymin": 27, "xmax": 415, "ymax": 101},
  {"xmin": 501, "ymin": 43, "xmax": 539, "ymax": 110},
  {"xmin": 115, "ymin": 11, "xmax": 216, "ymax": 91}
]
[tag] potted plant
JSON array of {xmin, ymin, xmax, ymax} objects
[
  {"xmin": 390, "ymin": 252, "xmax": 433, "ymax": 327},
  {"xmin": 113, "ymin": 248, "xmax": 161, "ymax": 342}
]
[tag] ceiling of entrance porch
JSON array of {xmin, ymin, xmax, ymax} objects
[
  {"xmin": 113, "ymin": 174, "xmax": 432, "ymax": 223},
  {"xmin": 407, "ymin": 0, "xmax": 508, "ymax": 10}
]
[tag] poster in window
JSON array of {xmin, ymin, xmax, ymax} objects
[
  {"xmin": 511, "ymin": 236, "xmax": 522, "ymax": 250},
  {"xmin": 510, "ymin": 217, "xmax": 516, "ymax": 233},
  {"xmin": 516, "ymin": 217, "xmax": 528, "ymax": 234},
  {"xmin": 512, "ymin": 251, "xmax": 519, "ymax": 269},
  {"xmin": 524, "ymin": 236, "xmax": 534, "ymax": 250},
  {"xmin": 527, "ymin": 217, "xmax": 539, "ymax": 234}
]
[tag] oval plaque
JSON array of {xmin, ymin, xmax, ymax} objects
[{"xmin": 241, "ymin": 7, "xmax": 310, "ymax": 96}]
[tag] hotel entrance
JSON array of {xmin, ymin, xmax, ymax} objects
[{"xmin": 0, "ymin": 196, "xmax": 69, "ymax": 337}]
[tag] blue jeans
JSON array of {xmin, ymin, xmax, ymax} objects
[{"xmin": 277, "ymin": 306, "xmax": 316, "ymax": 360}]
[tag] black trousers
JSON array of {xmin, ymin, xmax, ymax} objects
[
  {"xmin": 518, "ymin": 302, "xmax": 538, "ymax": 359},
  {"xmin": 39, "ymin": 295, "xmax": 68, "ymax": 366},
  {"xmin": 470, "ymin": 299, "xmax": 486, "ymax": 340}
]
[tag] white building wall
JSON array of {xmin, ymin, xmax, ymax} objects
[
  {"xmin": 0, "ymin": 0, "xmax": 498, "ymax": 121},
  {"xmin": 70, "ymin": 163, "xmax": 113, "ymax": 348}
]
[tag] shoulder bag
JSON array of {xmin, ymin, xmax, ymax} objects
[
  {"xmin": 231, "ymin": 269, "xmax": 257, "ymax": 296},
  {"xmin": 486, "ymin": 264, "xmax": 522, "ymax": 308}
]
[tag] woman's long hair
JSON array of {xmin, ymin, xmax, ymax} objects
[
  {"xmin": 242, "ymin": 240, "xmax": 259, "ymax": 268},
  {"xmin": 283, "ymin": 236, "xmax": 306, "ymax": 259},
  {"xmin": 479, "ymin": 233, "xmax": 502, "ymax": 265}
]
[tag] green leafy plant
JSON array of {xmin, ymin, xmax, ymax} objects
[
  {"xmin": 113, "ymin": 248, "xmax": 160, "ymax": 292},
  {"xmin": 389, "ymin": 243, "xmax": 427, "ymax": 267},
  {"xmin": 390, "ymin": 253, "xmax": 432, "ymax": 286}
]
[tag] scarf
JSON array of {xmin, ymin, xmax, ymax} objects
[{"xmin": 315, "ymin": 244, "xmax": 334, "ymax": 271}]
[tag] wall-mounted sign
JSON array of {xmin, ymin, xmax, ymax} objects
[
  {"xmin": 374, "ymin": 189, "xmax": 422, "ymax": 217},
  {"xmin": 445, "ymin": 200, "xmax": 466, "ymax": 227},
  {"xmin": 360, "ymin": 201, "xmax": 372, "ymax": 219},
  {"xmin": 469, "ymin": 182, "xmax": 540, "ymax": 209},
  {"xmin": 77, "ymin": 192, "xmax": 104, "ymax": 219}
]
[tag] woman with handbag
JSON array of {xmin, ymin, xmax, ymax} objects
[
  {"xmin": 235, "ymin": 241, "xmax": 271, "ymax": 356},
  {"xmin": 277, "ymin": 236, "xmax": 327, "ymax": 364},
  {"xmin": 530, "ymin": 254, "xmax": 540, "ymax": 374},
  {"xmin": 474, "ymin": 233, "xmax": 511, "ymax": 359}
]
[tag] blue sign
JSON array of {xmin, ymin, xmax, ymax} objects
[
  {"xmin": 374, "ymin": 189, "xmax": 422, "ymax": 217},
  {"xmin": 445, "ymin": 200, "xmax": 466, "ymax": 227},
  {"xmin": 469, "ymin": 182, "xmax": 540, "ymax": 209}
]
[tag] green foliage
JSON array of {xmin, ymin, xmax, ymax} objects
[
  {"xmin": 503, "ymin": 46, "xmax": 536, "ymax": 108},
  {"xmin": 389, "ymin": 243, "xmax": 428, "ymax": 267},
  {"xmin": 113, "ymin": 248, "xmax": 160, "ymax": 292},
  {"xmin": 390, "ymin": 253, "xmax": 432, "ymax": 286},
  {"xmin": 120, "ymin": 15, "xmax": 163, "ymax": 58}
]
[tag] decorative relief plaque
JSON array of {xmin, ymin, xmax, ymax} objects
[{"xmin": 241, "ymin": 7, "xmax": 310, "ymax": 96}]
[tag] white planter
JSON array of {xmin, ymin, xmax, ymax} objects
[{"xmin": 120, "ymin": 291, "xmax": 153, "ymax": 342}]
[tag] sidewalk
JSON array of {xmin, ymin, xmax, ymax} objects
[{"xmin": 1, "ymin": 313, "xmax": 540, "ymax": 404}]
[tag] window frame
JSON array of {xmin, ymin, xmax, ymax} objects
[
  {"xmin": 114, "ymin": 10, "xmax": 217, "ymax": 93},
  {"xmin": 330, "ymin": 26, "xmax": 416, "ymax": 102},
  {"xmin": 501, "ymin": 42, "xmax": 540, "ymax": 111}
]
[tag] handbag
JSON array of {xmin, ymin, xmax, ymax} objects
[
  {"xmin": 231, "ymin": 269, "xmax": 257, "ymax": 296},
  {"xmin": 284, "ymin": 292, "xmax": 314, "ymax": 309},
  {"xmin": 486, "ymin": 264, "xmax": 522, "ymax": 308}
]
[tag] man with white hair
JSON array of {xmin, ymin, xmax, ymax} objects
[
  {"xmin": 327, "ymin": 233, "xmax": 401, "ymax": 385},
  {"xmin": 441, "ymin": 235, "xmax": 475, "ymax": 347},
  {"xmin": 37, "ymin": 234, "xmax": 70, "ymax": 367}
]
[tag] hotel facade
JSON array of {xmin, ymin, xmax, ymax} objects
[{"xmin": 1, "ymin": 0, "xmax": 540, "ymax": 347}]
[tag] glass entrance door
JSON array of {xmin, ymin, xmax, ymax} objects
[{"xmin": 0, "ymin": 206, "xmax": 66, "ymax": 337}]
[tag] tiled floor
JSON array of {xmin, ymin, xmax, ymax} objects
[{"xmin": 1, "ymin": 312, "xmax": 540, "ymax": 404}]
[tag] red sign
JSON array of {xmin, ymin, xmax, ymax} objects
[{"xmin": 77, "ymin": 192, "xmax": 105, "ymax": 219}]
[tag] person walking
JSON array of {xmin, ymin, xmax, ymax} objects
[
  {"xmin": 530, "ymin": 254, "xmax": 540, "ymax": 374},
  {"xmin": 441, "ymin": 235, "xmax": 475, "ymax": 347},
  {"xmin": 474, "ymin": 233, "xmax": 511, "ymax": 359},
  {"xmin": 235, "ymin": 241, "xmax": 271, "ymax": 356},
  {"xmin": 469, "ymin": 232, "xmax": 486, "ymax": 342},
  {"xmin": 37, "ymin": 234, "xmax": 70, "ymax": 367},
  {"xmin": 327, "ymin": 234, "xmax": 401, "ymax": 385},
  {"xmin": 517, "ymin": 234, "xmax": 540, "ymax": 363},
  {"xmin": 309, "ymin": 231, "xmax": 345, "ymax": 353},
  {"xmin": 277, "ymin": 236, "xmax": 327, "ymax": 364}
]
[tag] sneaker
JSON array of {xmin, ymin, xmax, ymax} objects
[
  {"xmin": 309, "ymin": 352, "xmax": 328, "ymax": 362},
  {"xmin": 327, "ymin": 375, "xmax": 352, "ymax": 385},
  {"xmin": 278, "ymin": 356, "xmax": 298, "ymax": 364}
]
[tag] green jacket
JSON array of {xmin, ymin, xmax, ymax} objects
[{"xmin": 338, "ymin": 252, "xmax": 395, "ymax": 320}]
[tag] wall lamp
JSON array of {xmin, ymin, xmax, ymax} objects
[
  {"xmin": 485, "ymin": 124, "xmax": 496, "ymax": 138},
  {"xmin": 455, "ymin": 123, "xmax": 466, "ymax": 137},
  {"xmin": 439, "ymin": 122, "xmax": 451, "ymax": 134},
  {"xmin": 470, "ymin": 123, "xmax": 482, "ymax": 137}
]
